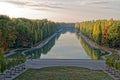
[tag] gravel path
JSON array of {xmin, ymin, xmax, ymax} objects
[{"xmin": 4, "ymin": 48, "xmax": 28, "ymax": 57}]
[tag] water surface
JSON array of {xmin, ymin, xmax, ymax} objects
[{"xmin": 40, "ymin": 32, "xmax": 91, "ymax": 59}]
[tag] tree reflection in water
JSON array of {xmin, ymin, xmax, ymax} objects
[
  {"xmin": 24, "ymin": 36, "xmax": 57, "ymax": 59},
  {"xmin": 75, "ymin": 32, "xmax": 108, "ymax": 60}
]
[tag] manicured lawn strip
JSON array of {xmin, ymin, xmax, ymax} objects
[{"xmin": 14, "ymin": 66, "xmax": 113, "ymax": 80}]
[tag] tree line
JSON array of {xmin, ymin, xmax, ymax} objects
[
  {"xmin": 75, "ymin": 19, "xmax": 120, "ymax": 48},
  {"xmin": 0, "ymin": 15, "xmax": 59, "ymax": 51}
]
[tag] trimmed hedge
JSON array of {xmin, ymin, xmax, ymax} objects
[
  {"xmin": 105, "ymin": 53, "xmax": 120, "ymax": 70},
  {"xmin": 0, "ymin": 55, "xmax": 26, "ymax": 73}
]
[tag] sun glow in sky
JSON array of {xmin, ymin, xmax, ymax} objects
[{"xmin": 0, "ymin": 0, "xmax": 120, "ymax": 22}]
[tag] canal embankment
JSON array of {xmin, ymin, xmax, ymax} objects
[
  {"xmin": 79, "ymin": 32, "xmax": 120, "ymax": 56},
  {"xmin": 4, "ymin": 29, "xmax": 62, "ymax": 57}
]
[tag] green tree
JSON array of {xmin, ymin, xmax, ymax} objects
[
  {"xmin": 0, "ymin": 48, "xmax": 5, "ymax": 73},
  {"xmin": 108, "ymin": 22, "xmax": 120, "ymax": 47}
]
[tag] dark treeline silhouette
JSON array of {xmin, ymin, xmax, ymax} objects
[{"xmin": 59, "ymin": 23, "xmax": 75, "ymax": 34}]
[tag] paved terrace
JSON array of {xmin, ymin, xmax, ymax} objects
[
  {"xmin": 25, "ymin": 59, "xmax": 106, "ymax": 70},
  {"xmin": 5, "ymin": 59, "xmax": 106, "ymax": 80}
]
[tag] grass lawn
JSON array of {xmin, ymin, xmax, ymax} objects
[{"xmin": 14, "ymin": 66, "xmax": 113, "ymax": 80}]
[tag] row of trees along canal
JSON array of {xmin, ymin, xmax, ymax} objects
[
  {"xmin": 0, "ymin": 15, "xmax": 60, "ymax": 51},
  {"xmin": 75, "ymin": 19, "xmax": 120, "ymax": 48},
  {"xmin": 75, "ymin": 19, "xmax": 120, "ymax": 78},
  {"xmin": 0, "ymin": 15, "xmax": 60, "ymax": 78}
]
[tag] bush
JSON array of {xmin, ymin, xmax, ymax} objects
[{"xmin": 105, "ymin": 53, "xmax": 120, "ymax": 70}]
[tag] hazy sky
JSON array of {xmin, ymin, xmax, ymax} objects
[{"xmin": 0, "ymin": 0, "xmax": 120, "ymax": 22}]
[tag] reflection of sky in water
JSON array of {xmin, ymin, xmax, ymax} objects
[
  {"xmin": 0, "ymin": 0, "xmax": 120, "ymax": 22},
  {"xmin": 41, "ymin": 32, "xmax": 91, "ymax": 59}
]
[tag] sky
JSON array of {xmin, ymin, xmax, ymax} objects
[{"xmin": 0, "ymin": 0, "xmax": 120, "ymax": 22}]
